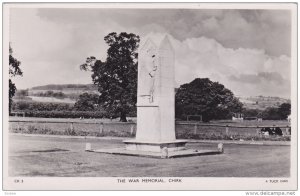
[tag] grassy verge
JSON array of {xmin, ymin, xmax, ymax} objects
[
  {"xmin": 10, "ymin": 124, "xmax": 290, "ymax": 141},
  {"xmin": 176, "ymin": 132, "xmax": 291, "ymax": 141},
  {"xmin": 10, "ymin": 125, "xmax": 133, "ymax": 138}
]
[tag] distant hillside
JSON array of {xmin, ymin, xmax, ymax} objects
[
  {"xmin": 31, "ymin": 84, "xmax": 97, "ymax": 91},
  {"xmin": 13, "ymin": 84, "xmax": 100, "ymax": 103},
  {"xmin": 238, "ymin": 96, "xmax": 290, "ymax": 110},
  {"xmin": 29, "ymin": 84, "xmax": 98, "ymax": 95}
]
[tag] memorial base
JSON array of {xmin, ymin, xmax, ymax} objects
[
  {"xmin": 87, "ymin": 139, "xmax": 222, "ymax": 159},
  {"xmin": 123, "ymin": 139, "xmax": 188, "ymax": 152}
]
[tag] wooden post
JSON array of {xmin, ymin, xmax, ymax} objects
[
  {"xmin": 285, "ymin": 126, "xmax": 290, "ymax": 135},
  {"xmin": 99, "ymin": 123, "xmax": 104, "ymax": 133},
  {"xmin": 194, "ymin": 123, "xmax": 197, "ymax": 134},
  {"xmin": 256, "ymin": 126, "xmax": 260, "ymax": 135},
  {"xmin": 218, "ymin": 143, "xmax": 224, "ymax": 153},
  {"xmin": 85, "ymin": 143, "xmax": 91, "ymax": 151},
  {"xmin": 161, "ymin": 147, "xmax": 168, "ymax": 159},
  {"xmin": 130, "ymin": 124, "xmax": 134, "ymax": 135}
]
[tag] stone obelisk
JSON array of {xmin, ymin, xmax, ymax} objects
[{"xmin": 124, "ymin": 35, "xmax": 187, "ymax": 152}]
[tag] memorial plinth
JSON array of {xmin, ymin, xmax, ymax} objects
[{"xmin": 123, "ymin": 140, "xmax": 188, "ymax": 152}]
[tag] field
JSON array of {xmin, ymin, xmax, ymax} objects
[
  {"xmin": 27, "ymin": 96, "xmax": 76, "ymax": 103},
  {"xmin": 13, "ymin": 96, "xmax": 76, "ymax": 104},
  {"xmin": 9, "ymin": 117, "xmax": 291, "ymax": 141}
]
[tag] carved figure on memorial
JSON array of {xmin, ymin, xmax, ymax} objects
[
  {"xmin": 138, "ymin": 39, "xmax": 159, "ymax": 104},
  {"xmin": 148, "ymin": 54, "xmax": 158, "ymax": 103}
]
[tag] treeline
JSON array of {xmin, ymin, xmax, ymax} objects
[
  {"xmin": 15, "ymin": 89, "xmax": 86, "ymax": 100},
  {"xmin": 11, "ymin": 100, "xmax": 290, "ymax": 121},
  {"xmin": 32, "ymin": 91, "xmax": 66, "ymax": 99},
  {"xmin": 16, "ymin": 89, "xmax": 67, "ymax": 99},
  {"xmin": 242, "ymin": 103, "xmax": 291, "ymax": 120},
  {"xmin": 32, "ymin": 91, "xmax": 84, "ymax": 100},
  {"xmin": 19, "ymin": 110, "xmax": 109, "ymax": 119},
  {"xmin": 11, "ymin": 100, "xmax": 136, "ymax": 119}
]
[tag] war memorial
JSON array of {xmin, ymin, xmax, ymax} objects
[{"xmin": 88, "ymin": 36, "xmax": 222, "ymax": 158}]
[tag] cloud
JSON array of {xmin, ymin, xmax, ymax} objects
[
  {"xmin": 9, "ymin": 8, "xmax": 291, "ymax": 99},
  {"xmin": 10, "ymin": 8, "xmax": 117, "ymax": 88},
  {"xmin": 229, "ymin": 74, "xmax": 260, "ymax": 84},
  {"xmin": 37, "ymin": 8, "xmax": 291, "ymax": 56},
  {"xmin": 143, "ymin": 33, "xmax": 291, "ymax": 98},
  {"xmin": 229, "ymin": 72, "xmax": 285, "ymax": 85}
]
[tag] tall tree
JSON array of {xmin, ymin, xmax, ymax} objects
[
  {"xmin": 9, "ymin": 44, "xmax": 23, "ymax": 114},
  {"xmin": 175, "ymin": 78, "xmax": 243, "ymax": 122},
  {"xmin": 80, "ymin": 32, "xmax": 140, "ymax": 122}
]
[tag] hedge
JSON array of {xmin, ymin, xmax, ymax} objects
[
  {"xmin": 11, "ymin": 109, "xmax": 137, "ymax": 119},
  {"xmin": 12, "ymin": 101, "xmax": 73, "ymax": 111},
  {"xmin": 17, "ymin": 110, "xmax": 110, "ymax": 119}
]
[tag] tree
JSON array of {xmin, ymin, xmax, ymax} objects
[
  {"xmin": 9, "ymin": 44, "xmax": 23, "ymax": 114},
  {"xmin": 278, "ymin": 103, "xmax": 291, "ymax": 119},
  {"xmin": 260, "ymin": 103, "xmax": 291, "ymax": 120},
  {"xmin": 80, "ymin": 32, "xmax": 140, "ymax": 122},
  {"xmin": 241, "ymin": 108, "xmax": 263, "ymax": 118},
  {"xmin": 74, "ymin": 93, "xmax": 100, "ymax": 111},
  {"xmin": 15, "ymin": 89, "xmax": 29, "ymax": 97},
  {"xmin": 175, "ymin": 78, "xmax": 243, "ymax": 122},
  {"xmin": 261, "ymin": 107, "xmax": 281, "ymax": 120}
]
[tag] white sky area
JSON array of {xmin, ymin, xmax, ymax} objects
[{"xmin": 9, "ymin": 8, "xmax": 291, "ymax": 98}]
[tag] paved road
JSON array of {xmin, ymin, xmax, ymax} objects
[{"xmin": 8, "ymin": 134, "xmax": 290, "ymax": 177}]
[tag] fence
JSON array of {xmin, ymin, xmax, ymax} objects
[
  {"xmin": 8, "ymin": 119, "xmax": 291, "ymax": 140},
  {"xmin": 9, "ymin": 120, "xmax": 137, "ymax": 137},
  {"xmin": 10, "ymin": 112, "xmax": 25, "ymax": 117},
  {"xmin": 175, "ymin": 122, "xmax": 291, "ymax": 140}
]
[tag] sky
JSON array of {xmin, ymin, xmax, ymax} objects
[{"xmin": 9, "ymin": 8, "xmax": 292, "ymax": 98}]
